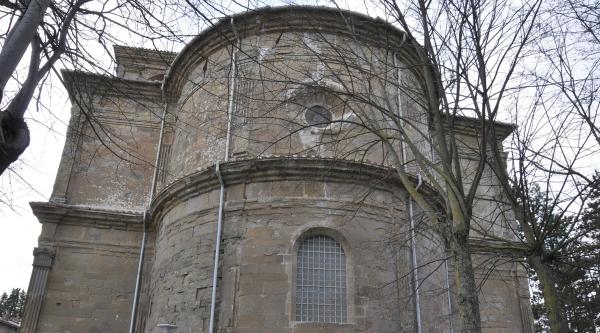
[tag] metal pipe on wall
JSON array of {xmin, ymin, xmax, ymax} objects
[
  {"xmin": 209, "ymin": 162, "xmax": 226, "ymax": 333},
  {"xmin": 208, "ymin": 16, "xmax": 239, "ymax": 333},
  {"xmin": 408, "ymin": 175, "xmax": 423, "ymax": 333},
  {"xmin": 445, "ymin": 258, "xmax": 454, "ymax": 332},
  {"xmin": 394, "ymin": 54, "xmax": 423, "ymax": 333},
  {"xmin": 129, "ymin": 89, "xmax": 169, "ymax": 333},
  {"xmin": 129, "ymin": 211, "xmax": 147, "ymax": 333}
]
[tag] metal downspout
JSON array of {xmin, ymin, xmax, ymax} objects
[
  {"xmin": 129, "ymin": 212, "xmax": 147, "ymax": 333},
  {"xmin": 208, "ymin": 16, "xmax": 239, "ymax": 333},
  {"xmin": 209, "ymin": 162, "xmax": 226, "ymax": 333},
  {"xmin": 395, "ymin": 54, "xmax": 422, "ymax": 333},
  {"xmin": 445, "ymin": 257, "xmax": 454, "ymax": 332},
  {"xmin": 129, "ymin": 90, "xmax": 168, "ymax": 333},
  {"xmin": 409, "ymin": 175, "xmax": 423, "ymax": 333}
]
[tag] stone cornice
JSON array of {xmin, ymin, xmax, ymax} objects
[
  {"xmin": 149, "ymin": 157, "xmax": 442, "ymax": 224},
  {"xmin": 442, "ymin": 114, "xmax": 516, "ymax": 141},
  {"xmin": 163, "ymin": 6, "xmax": 427, "ymax": 101},
  {"xmin": 470, "ymin": 238, "xmax": 528, "ymax": 256},
  {"xmin": 30, "ymin": 202, "xmax": 144, "ymax": 230},
  {"xmin": 113, "ymin": 44, "xmax": 177, "ymax": 67},
  {"xmin": 62, "ymin": 69, "xmax": 163, "ymax": 101}
]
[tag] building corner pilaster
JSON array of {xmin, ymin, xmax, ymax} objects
[{"xmin": 18, "ymin": 247, "xmax": 55, "ymax": 333}]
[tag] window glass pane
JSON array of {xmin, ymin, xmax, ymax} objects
[{"xmin": 296, "ymin": 235, "xmax": 347, "ymax": 323}]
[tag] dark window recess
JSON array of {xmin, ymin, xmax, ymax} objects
[{"xmin": 305, "ymin": 105, "xmax": 332, "ymax": 128}]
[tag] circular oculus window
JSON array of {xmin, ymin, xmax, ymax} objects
[{"xmin": 305, "ymin": 105, "xmax": 332, "ymax": 128}]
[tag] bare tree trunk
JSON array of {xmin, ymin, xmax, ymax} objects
[
  {"xmin": 528, "ymin": 255, "xmax": 572, "ymax": 333},
  {"xmin": 0, "ymin": 112, "xmax": 29, "ymax": 174},
  {"xmin": 0, "ymin": 0, "xmax": 50, "ymax": 96},
  {"xmin": 449, "ymin": 231, "xmax": 481, "ymax": 333}
]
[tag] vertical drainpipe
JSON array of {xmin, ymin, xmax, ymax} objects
[
  {"xmin": 445, "ymin": 257, "xmax": 454, "ymax": 332},
  {"xmin": 129, "ymin": 86, "xmax": 169, "ymax": 333},
  {"xmin": 394, "ymin": 54, "xmax": 422, "ymax": 333},
  {"xmin": 208, "ymin": 17, "xmax": 239, "ymax": 333},
  {"xmin": 423, "ymin": 55, "xmax": 455, "ymax": 333},
  {"xmin": 427, "ymin": 102, "xmax": 454, "ymax": 333},
  {"xmin": 129, "ymin": 211, "xmax": 147, "ymax": 333},
  {"xmin": 408, "ymin": 176, "xmax": 423, "ymax": 333}
]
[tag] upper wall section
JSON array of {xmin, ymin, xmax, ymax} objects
[
  {"xmin": 52, "ymin": 70, "xmax": 163, "ymax": 211},
  {"xmin": 163, "ymin": 6, "xmax": 423, "ymax": 99},
  {"xmin": 114, "ymin": 45, "xmax": 177, "ymax": 81},
  {"xmin": 162, "ymin": 6, "xmax": 433, "ymax": 183}
]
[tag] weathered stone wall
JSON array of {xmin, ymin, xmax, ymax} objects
[
  {"xmin": 473, "ymin": 253, "xmax": 533, "ymax": 333},
  {"xmin": 114, "ymin": 45, "xmax": 176, "ymax": 81},
  {"xmin": 145, "ymin": 159, "xmax": 417, "ymax": 333},
  {"xmin": 413, "ymin": 207, "xmax": 454, "ymax": 332},
  {"xmin": 51, "ymin": 71, "xmax": 163, "ymax": 211},
  {"xmin": 451, "ymin": 127, "xmax": 518, "ymax": 241},
  {"xmin": 161, "ymin": 10, "xmax": 432, "ymax": 188},
  {"xmin": 144, "ymin": 187, "xmax": 218, "ymax": 332},
  {"xmin": 23, "ymin": 8, "xmax": 535, "ymax": 333},
  {"xmin": 29, "ymin": 204, "xmax": 148, "ymax": 333}
]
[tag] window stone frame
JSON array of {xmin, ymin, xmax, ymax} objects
[{"xmin": 290, "ymin": 227, "xmax": 355, "ymax": 329}]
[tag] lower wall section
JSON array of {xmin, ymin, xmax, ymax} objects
[
  {"xmin": 26, "ymin": 203, "xmax": 146, "ymax": 333},
  {"xmin": 38, "ymin": 248, "xmax": 138, "ymax": 332},
  {"xmin": 24, "ymin": 160, "xmax": 535, "ymax": 333}
]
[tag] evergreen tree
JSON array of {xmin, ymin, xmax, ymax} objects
[
  {"xmin": 0, "ymin": 292, "xmax": 7, "ymax": 319},
  {"xmin": 0, "ymin": 288, "xmax": 27, "ymax": 323},
  {"xmin": 529, "ymin": 176, "xmax": 600, "ymax": 332}
]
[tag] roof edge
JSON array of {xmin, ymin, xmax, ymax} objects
[{"xmin": 162, "ymin": 5, "xmax": 420, "ymax": 98}]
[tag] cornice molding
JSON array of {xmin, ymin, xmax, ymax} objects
[
  {"xmin": 441, "ymin": 114, "xmax": 516, "ymax": 141},
  {"xmin": 149, "ymin": 157, "xmax": 441, "ymax": 224},
  {"xmin": 113, "ymin": 44, "xmax": 177, "ymax": 66},
  {"xmin": 30, "ymin": 202, "xmax": 144, "ymax": 230},
  {"xmin": 470, "ymin": 237, "xmax": 528, "ymax": 256},
  {"xmin": 61, "ymin": 69, "xmax": 163, "ymax": 101}
]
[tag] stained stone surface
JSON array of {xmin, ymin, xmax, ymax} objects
[{"xmin": 22, "ymin": 7, "xmax": 533, "ymax": 333}]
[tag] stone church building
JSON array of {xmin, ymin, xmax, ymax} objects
[{"xmin": 20, "ymin": 6, "xmax": 534, "ymax": 333}]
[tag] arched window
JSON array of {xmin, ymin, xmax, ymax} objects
[{"xmin": 296, "ymin": 235, "xmax": 347, "ymax": 323}]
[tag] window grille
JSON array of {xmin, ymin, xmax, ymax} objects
[{"xmin": 296, "ymin": 235, "xmax": 347, "ymax": 323}]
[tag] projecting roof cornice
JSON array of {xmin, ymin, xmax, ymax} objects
[
  {"xmin": 441, "ymin": 114, "xmax": 516, "ymax": 141},
  {"xmin": 30, "ymin": 201, "xmax": 144, "ymax": 230},
  {"xmin": 149, "ymin": 157, "xmax": 443, "ymax": 224},
  {"xmin": 61, "ymin": 69, "xmax": 163, "ymax": 101},
  {"xmin": 113, "ymin": 45, "xmax": 177, "ymax": 67},
  {"xmin": 163, "ymin": 6, "xmax": 426, "ymax": 100}
]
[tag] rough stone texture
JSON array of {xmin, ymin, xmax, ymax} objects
[
  {"xmin": 114, "ymin": 45, "xmax": 176, "ymax": 81},
  {"xmin": 53, "ymin": 70, "xmax": 163, "ymax": 211},
  {"xmin": 24, "ymin": 203, "xmax": 147, "ymax": 333},
  {"xmin": 23, "ymin": 6, "xmax": 534, "ymax": 333},
  {"xmin": 145, "ymin": 165, "xmax": 412, "ymax": 333}
]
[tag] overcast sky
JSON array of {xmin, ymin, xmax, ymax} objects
[{"xmin": 0, "ymin": 90, "xmax": 69, "ymax": 292}]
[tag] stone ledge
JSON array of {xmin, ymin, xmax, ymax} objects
[
  {"xmin": 62, "ymin": 69, "xmax": 163, "ymax": 100},
  {"xmin": 149, "ymin": 157, "xmax": 440, "ymax": 224},
  {"xmin": 30, "ymin": 201, "xmax": 144, "ymax": 230},
  {"xmin": 469, "ymin": 238, "xmax": 528, "ymax": 256}
]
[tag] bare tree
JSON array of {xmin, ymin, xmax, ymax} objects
[
  {"xmin": 172, "ymin": 2, "xmax": 542, "ymax": 331},
  {"xmin": 484, "ymin": 1, "xmax": 600, "ymax": 330},
  {"xmin": 0, "ymin": 0, "xmax": 250, "ymax": 175},
  {"xmin": 8, "ymin": 1, "xmax": 597, "ymax": 332},
  {"xmin": 368, "ymin": 0, "xmax": 542, "ymax": 330}
]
